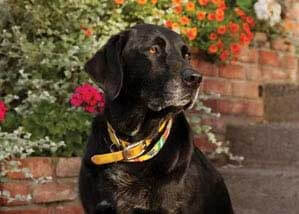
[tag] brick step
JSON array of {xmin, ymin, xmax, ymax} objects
[
  {"xmin": 262, "ymin": 83, "xmax": 299, "ymax": 122},
  {"xmin": 220, "ymin": 166, "xmax": 299, "ymax": 214},
  {"xmin": 226, "ymin": 122, "xmax": 299, "ymax": 166}
]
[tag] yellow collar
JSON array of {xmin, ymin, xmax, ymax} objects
[{"xmin": 91, "ymin": 118, "xmax": 173, "ymax": 165}]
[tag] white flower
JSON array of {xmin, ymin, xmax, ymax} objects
[{"xmin": 254, "ymin": 0, "xmax": 282, "ymax": 26}]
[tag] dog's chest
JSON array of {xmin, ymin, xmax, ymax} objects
[{"xmin": 107, "ymin": 168, "xmax": 187, "ymax": 213}]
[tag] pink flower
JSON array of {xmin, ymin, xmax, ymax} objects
[
  {"xmin": 0, "ymin": 100, "xmax": 7, "ymax": 123},
  {"xmin": 70, "ymin": 84, "xmax": 105, "ymax": 113}
]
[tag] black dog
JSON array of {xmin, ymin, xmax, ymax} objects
[{"xmin": 79, "ymin": 24, "xmax": 234, "ymax": 214}]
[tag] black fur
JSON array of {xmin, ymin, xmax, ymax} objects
[{"xmin": 79, "ymin": 24, "xmax": 234, "ymax": 214}]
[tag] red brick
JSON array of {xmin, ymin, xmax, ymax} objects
[
  {"xmin": 232, "ymin": 81, "xmax": 260, "ymax": 99},
  {"xmin": 245, "ymin": 100, "xmax": 264, "ymax": 117},
  {"xmin": 6, "ymin": 157, "xmax": 54, "ymax": 179},
  {"xmin": 219, "ymin": 64, "xmax": 246, "ymax": 79},
  {"xmin": 55, "ymin": 203, "xmax": 84, "ymax": 214},
  {"xmin": 271, "ymin": 38, "xmax": 292, "ymax": 52},
  {"xmin": 245, "ymin": 65, "xmax": 261, "ymax": 81},
  {"xmin": 196, "ymin": 60, "xmax": 218, "ymax": 76},
  {"xmin": 259, "ymin": 51, "xmax": 280, "ymax": 67},
  {"xmin": 32, "ymin": 182, "xmax": 77, "ymax": 203},
  {"xmin": 194, "ymin": 136, "xmax": 217, "ymax": 154},
  {"xmin": 56, "ymin": 158, "xmax": 81, "ymax": 177},
  {"xmin": 280, "ymin": 55, "xmax": 298, "ymax": 69},
  {"xmin": 261, "ymin": 66, "xmax": 289, "ymax": 81},
  {"xmin": 0, "ymin": 182, "xmax": 31, "ymax": 206},
  {"xmin": 0, "ymin": 207, "xmax": 51, "ymax": 214},
  {"xmin": 202, "ymin": 78, "xmax": 232, "ymax": 96},
  {"xmin": 217, "ymin": 99, "xmax": 246, "ymax": 115},
  {"xmin": 201, "ymin": 116, "xmax": 226, "ymax": 134},
  {"xmin": 238, "ymin": 48, "xmax": 258, "ymax": 63},
  {"xmin": 202, "ymin": 99, "xmax": 218, "ymax": 113}
]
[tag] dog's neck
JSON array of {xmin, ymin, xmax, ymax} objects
[{"xmin": 106, "ymin": 97, "xmax": 171, "ymax": 143}]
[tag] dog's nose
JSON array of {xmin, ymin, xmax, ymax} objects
[{"xmin": 181, "ymin": 69, "xmax": 202, "ymax": 86}]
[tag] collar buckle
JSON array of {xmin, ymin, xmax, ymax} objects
[{"xmin": 123, "ymin": 141, "xmax": 146, "ymax": 161}]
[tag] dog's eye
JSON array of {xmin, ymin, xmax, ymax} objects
[{"xmin": 149, "ymin": 46, "xmax": 159, "ymax": 55}]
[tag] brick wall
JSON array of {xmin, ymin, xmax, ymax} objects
[
  {"xmin": 0, "ymin": 157, "xmax": 84, "ymax": 214},
  {"xmin": 191, "ymin": 0, "xmax": 299, "ymax": 150}
]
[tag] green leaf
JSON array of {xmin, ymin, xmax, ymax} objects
[{"xmin": 236, "ymin": 0, "xmax": 253, "ymax": 11}]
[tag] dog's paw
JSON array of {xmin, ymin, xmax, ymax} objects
[{"xmin": 95, "ymin": 201, "xmax": 116, "ymax": 214}]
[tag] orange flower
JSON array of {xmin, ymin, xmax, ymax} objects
[
  {"xmin": 165, "ymin": 20, "xmax": 173, "ymax": 29},
  {"xmin": 186, "ymin": 27, "xmax": 198, "ymax": 40},
  {"xmin": 198, "ymin": 0, "xmax": 209, "ymax": 6},
  {"xmin": 186, "ymin": 2, "xmax": 195, "ymax": 11},
  {"xmin": 174, "ymin": 5, "xmax": 183, "ymax": 14},
  {"xmin": 83, "ymin": 28, "xmax": 93, "ymax": 37},
  {"xmin": 114, "ymin": 0, "xmax": 124, "ymax": 4},
  {"xmin": 220, "ymin": 50, "xmax": 229, "ymax": 61},
  {"xmin": 208, "ymin": 44, "xmax": 218, "ymax": 54},
  {"xmin": 151, "ymin": 0, "xmax": 158, "ymax": 4},
  {"xmin": 218, "ymin": 1, "xmax": 227, "ymax": 10},
  {"xmin": 172, "ymin": 0, "xmax": 181, "ymax": 5},
  {"xmin": 180, "ymin": 16, "xmax": 190, "ymax": 25},
  {"xmin": 209, "ymin": 33, "xmax": 218, "ymax": 40},
  {"xmin": 229, "ymin": 22, "xmax": 239, "ymax": 33},
  {"xmin": 215, "ymin": 8, "xmax": 224, "ymax": 22},
  {"xmin": 172, "ymin": 22, "xmax": 180, "ymax": 30},
  {"xmin": 230, "ymin": 43, "xmax": 241, "ymax": 55},
  {"xmin": 207, "ymin": 13, "xmax": 216, "ymax": 21},
  {"xmin": 137, "ymin": 0, "xmax": 147, "ymax": 4},
  {"xmin": 234, "ymin": 8, "xmax": 245, "ymax": 17},
  {"xmin": 217, "ymin": 25, "xmax": 227, "ymax": 34},
  {"xmin": 246, "ymin": 16, "xmax": 255, "ymax": 27},
  {"xmin": 197, "ymin": 11, "xmax": 206, "ymax": 21}
]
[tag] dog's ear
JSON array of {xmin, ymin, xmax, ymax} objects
[{"xmin": 85, "ymin": 31, "xmax": 129, "ymax": 100}]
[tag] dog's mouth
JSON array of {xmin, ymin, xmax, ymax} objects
[{"xmin": 148, "ymin": 87, "xmax": 200, "ymax": 112}]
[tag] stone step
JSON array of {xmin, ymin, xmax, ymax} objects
[
  {"xmin": 262, "ymin": 83, "xmax": 299, "ymax": 122},
  {"xmin": 220, "ymin": 166, "xmax": 299, "ymax": 214},
  {"xmin": 226, "ymin": 122, "xmax": 299, "ymax": 166}
]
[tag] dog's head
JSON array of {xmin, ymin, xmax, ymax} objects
[{"xmin": 85, "ymin": 24, "xmax": 202, "ymax": 113}]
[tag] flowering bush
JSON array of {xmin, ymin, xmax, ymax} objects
[
  {"xmin": 70, "ymin": 84, "xmax": 105, "ymax": 113},
  {"xmin": 112, "ymin": 0, "xmax": 256, "ymax": 62}
]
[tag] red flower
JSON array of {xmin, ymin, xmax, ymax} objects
[
  {"xmin": 0, "ymin": 100, "xmax": 7, "ymax": 123},
  {"xmin": 229, "ymin": 22, "xmax": 239, "ymax": 33},
  {"xmin": 83, "ymin": 28, "xmax": 93, "ymax": 37},
  {"xmin": 217, "ymin": 40, "xmax": 224, "ymax": 49},
  {"xmin": 217, "ymin": 25, "xmax": 227, "ymax": 34},
  {"xmin": 242, "ymin": 23, "xmax": 251, "ymax": 34},
  {"xmin": 185, "ymin": 2, "xmax": 195, "ymax": 11},
  {"xmin": 70, "ymin": 84, "xmax": 105, "ymax": 113},
  {"xmin": 174, "ymin": 5, "xmax": 183, "ymax": 14},
  {"xmin": 208, "ymin": 44, "xmax": 218, "ymax": 54},
  {"xmin": 207, "ymin": 13, "xmax": 216, "ymax": 21},
  {"xmin": 215, "ymin": 8, "xmax": 224, "ymax": 22},
  {"xmin": 114, "ymin": 0, "xmax": 124, "ymax": 5},
  {"xmin": 165, "ymin": 20, "xmax": 173, "ymax": 29},
  {"xmin": 198, "ymin": 0, "xmax": 209, "ymax": 6},
  {"xmin": 240, "ymin": 33, "xmax": 251, "ymax": 45},
  {"xmin": 180, "ymin": 16, "xmax": 190, "ymax": 25},
  {"xmin": 234, "ymin": 8, "xmax": 245, "ymax": 17},
  {"xmin": 220, "ymin": 50, "xmax": 229, "ymax": 61},
  {"xmin": 209, "ymin": 33, "xmax": 218, "ymax": 40},
  {"xmin": 246, "ymin": 16, "xmax": 255, "ymax": 27},
  {"xmin": 230, "ymin": 43, "xmax": 241, "ymax": 55},
  {"xmin": 197, "ymin": 11, "xmax": 206, "ymax": 21}
]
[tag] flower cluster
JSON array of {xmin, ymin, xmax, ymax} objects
[
  {"xmin": 113, "ymin": 0, "xmax": 256, "ymax": 62},
  {"xmin": 254, "ymin": 0, "xmax": 281, "ymax": 26},
  {"xmin": 0, "ymin": 100, "xmax": 7, "ymax": 123},
  {"xmin": 70, "ymin": 84, "xmax": 105, "ymax": 113}
]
